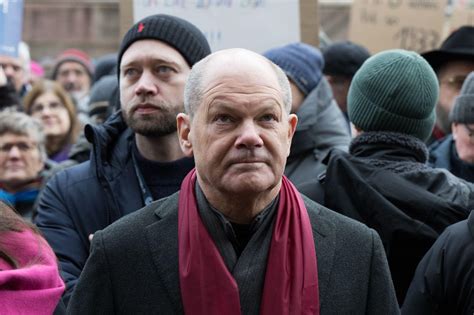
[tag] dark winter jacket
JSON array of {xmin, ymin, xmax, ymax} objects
[
  {"xmin": 429, "ymin": 134, "xmax": 474, "ymax": 182},
  {"xmin": 0, "ymin": 83, "xmax": 22, "ymax": 111},
  {"xmin": 34, "ymin": 111, "xmax": 192, "ymax": 305},
  {"xmin": 299, "ymin": 131, "xmax": 474, "ymax": 305},
  {"xmin": 285, "ymin": 77, "xmax": 350, "ymax": 186},
  {"xmin": 402, "ymin": 211, "xmax": 474, "ymax": 315}
]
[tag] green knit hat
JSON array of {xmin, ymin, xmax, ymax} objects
[{"xmin": 348, "ymin": 49, "xmax": 439, "ymax": 141}]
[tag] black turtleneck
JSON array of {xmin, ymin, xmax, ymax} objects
[{"xmin": 133, "ymin": 144, "xmax": 194, "ymax": 201}]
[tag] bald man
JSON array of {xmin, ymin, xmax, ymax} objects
[{"xmin": 68, "ymin": 48, "xmax": 398, "ymax": 315}]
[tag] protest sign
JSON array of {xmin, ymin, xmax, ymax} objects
[
  {"xmin": 349, "ymin": 0, "xmax": 445, "ymax": 53},
  {"xmin": 0, "ymin": 0, "xmax": 23, "ymax": 57},
  {"xmin": 449, "ymin": 0, "xmax": 474, "ymax": 32},
  {"xmin": 120, "ymin": 0, "xmax": 318, "ymax": 52}
]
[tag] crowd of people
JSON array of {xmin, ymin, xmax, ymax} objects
[{"xmin": 0, "ymin": 13, "xmax": 473, "ymax": 314}]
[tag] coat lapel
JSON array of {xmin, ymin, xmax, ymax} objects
[
  {"xmin": 307, "ymin": 201, "xmax": 337, "ymax": 308},
  {"xmin": 143, "ymin": 193, "xmax": 337, "ymax": 312},
  {"xmin": 145, "ymin": 194, "xmax": 184, "ymax": 314}
]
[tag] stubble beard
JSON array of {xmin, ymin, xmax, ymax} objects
[{"xmin": 123, "ymin": 100, "xmax": 182, "ymax": 137}]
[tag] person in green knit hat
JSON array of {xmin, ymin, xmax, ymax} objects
[{"xmin": 298, "ymin": 49, "xmax": 474, "ymax": 306}]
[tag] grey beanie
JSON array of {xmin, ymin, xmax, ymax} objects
[{"xmin": 449, "ymin": 72, "xmax": 474, "ymax": 124}]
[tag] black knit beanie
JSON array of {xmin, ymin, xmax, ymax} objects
[
  {"xmin": 323, "ymin": 41, "xmax": 370, "ymax": 77},
  {"xmin": 117, "ymin": 14, "xmax": 211, "ymax": 77}
]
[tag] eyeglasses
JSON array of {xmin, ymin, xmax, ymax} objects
[
  {"xmin": 440, "ymin": 74, "xmax": 467, "ymax": 91},
  {"xmin": 30, "ymin": 101, "xmax": 65, "ymax": 114},
  {"xmin": 0, "ymin": 141, "xmax": 38, "ymax": 154}
]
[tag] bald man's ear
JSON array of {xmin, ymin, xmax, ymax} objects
[
  {"xmin": 286, "ymin": 113, "xmax": 298, "ymax": 156},
  {"xmin": 288, "ymin": 113, "xmax": 298, "ymax": 138},
  {"xmin": 177, "ymin": 113, "xmax": 193, "ymax": 157}
]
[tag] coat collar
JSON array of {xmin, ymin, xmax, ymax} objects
[{"xmin": 350, "ymin": 131, "xmax": 429, "ymax": 163}]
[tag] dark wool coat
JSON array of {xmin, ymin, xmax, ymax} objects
[
  {"xmin": 0, "ymin": 83, "xmax": 21, "ymax": 110},
  {"xmin": 402, "ymin": 211, "xmax": 474, "ymax": 315},
  {"xmin": 299, "ymin": 132, "xmax": 474, "ymax": 305},
  {"xmin": 67, "ymin": 192, "xmax": 400, "ymax": 315}
]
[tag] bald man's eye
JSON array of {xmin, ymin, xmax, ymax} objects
[
  {"xmin": 214, "ymin": 114, "xmax": 235, "ymax": 124},
  {"xmin": 259, "ymin": 114, "xmax": 278, "ymax": 122}
]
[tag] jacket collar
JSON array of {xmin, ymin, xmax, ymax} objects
[
  {"xmin": 349, "ymin": 131, "xmax": 429, "ymax": 163},
  {"xmin": 289, "ymin": 82, "xmax": 321, "ymax": 158},
  {"xmin": 289, "ymin": 77, "xmax": 349, "ymax": 160},
  {"xmin": 84, "ymin": 110, "xmax": 134, "ymax": 180},
  {"xmin": 429, "ymin": 135, "xmax": 454, "ymax": 169}
]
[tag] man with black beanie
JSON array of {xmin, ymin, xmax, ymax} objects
[
  {"xmin": 322, "ymin": 40, "xmax": 370, "ymax": 130},
  {"xmin": 34, "ymin": 14, "xmax": 211, "ymax": 305}
]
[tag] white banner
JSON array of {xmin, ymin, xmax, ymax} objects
[{"xmin": 133, "ymin": 0, "xmax": 301, "ymax": 53}]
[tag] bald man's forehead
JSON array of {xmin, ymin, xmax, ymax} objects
[
  {"xmin": 206, "ymin": 49, "xmax": 271, "ymax": 70},
  {"xmin": 202, "ymin": 50, "xmax": 280, "ymax": 89}
]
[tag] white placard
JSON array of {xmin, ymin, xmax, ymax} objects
[
  {"xmin": 133, "ymin": 0, "xmax": 301, "ymax": 53},
  {"xmin": 349, "ymin": 0, "xmax": 446, "ymax": 53}
]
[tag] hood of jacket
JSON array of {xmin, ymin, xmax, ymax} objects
[
  {"xmin": 84, "ymin": 110, "xmax": 134, "ymax": 182},
  {"xmin": 288, "ymin": 77, "xmax": 350, "ymax": 162}
]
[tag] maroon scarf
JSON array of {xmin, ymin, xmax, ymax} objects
[{"xmin": 178, "ymin": 169, "xmax": 319, "ymax": 315}]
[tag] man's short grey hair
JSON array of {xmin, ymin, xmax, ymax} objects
[
  {"xmin": 0, "ymin": 111, "xmax": 46, "ymax": 161},
  {"xmin": 184, "ymin": 55, "xmax": 292, "ymax": 117}
]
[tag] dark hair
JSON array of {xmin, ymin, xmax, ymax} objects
[{"xmin": 0, "ymin": 201, "xmax": 39, "ymax": 268}]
